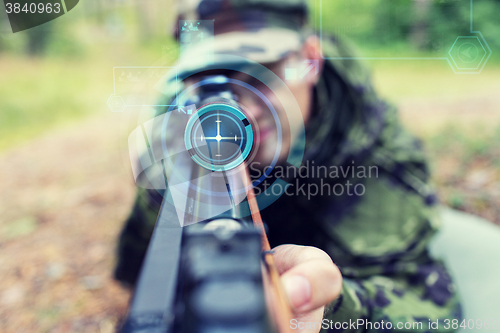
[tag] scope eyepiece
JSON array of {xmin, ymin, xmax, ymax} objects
[{"xmin": 184, "ymin": 76, "xmax": 254, "ymax": 171}]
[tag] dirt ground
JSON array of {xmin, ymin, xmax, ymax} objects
[
  {"xmin": 0, "ymin": 114, "xmax": 135, "ymax": 332},
  {"xmin": 1, "ymin": 91, "xmax": 499, "ymax": 332},
  {"xmin": 398, "ymin": 92, "xmax": 500, "ymax": 225}
]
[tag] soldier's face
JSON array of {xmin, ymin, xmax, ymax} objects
[
  {"xmin": 229, "ymin": 62, "xmax": 311, "ymax": 166},
  {"xmin": 232, "ymin": 37, "xmax": 323, "ymax": 166},
  {"xmin": 183, "ymin": 37, "xmax": 323, "ymax": 168}
]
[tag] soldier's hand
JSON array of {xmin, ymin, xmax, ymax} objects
[{"xmin": 273, "ymin": 245, "xmax": 342, "ymax": 333}]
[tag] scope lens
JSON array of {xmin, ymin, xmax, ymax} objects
[{"xmin": 184, "ymin": 103, "xmax": 254, "ymax": 171}]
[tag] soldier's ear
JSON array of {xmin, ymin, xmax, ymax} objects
[{"xmin": 301, "ymin": 35, "xmax": 324, "ymax": 85}]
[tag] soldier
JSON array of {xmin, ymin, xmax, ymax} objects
[{"xmin": 115, "ymin": 0, "xmax": 461, "ymax": 332}]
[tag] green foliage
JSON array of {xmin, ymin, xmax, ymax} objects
[
  {"xmin": 371, "ymin": 0, "xmax": 414, "ymax": 45},
  {"xmin": 428, "ymin": 0, "xmax": 470, "ymax": 43},
  {"xmin": 45, "ymin": 18, "xmax": 87, "ymax": 58},
  {"xmin": 428, "ymin": 123, "xmax": 500, "ymax": 165},
  {"xmin": 0, "ymin": 3, "xmax": 179, "ymax": 151},
  {"xmin": 471, "ymin": 1, "xmax": 500, "ymax": 55},
  {"xmin": 25, "ymin": 23, "xmax": 53, "ymax": 55},
  {"xmin": 0, "ymin": 56, "xmax": 110, "ymax": 151},
  {"xmin": 448, "ymin": 192, "xmax": 466, "ymax": 210},
  {"xmin": 315, "ymin": 0, "xmax": 500, "ymax": 57}
]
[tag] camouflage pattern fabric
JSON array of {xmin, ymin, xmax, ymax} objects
[
  {"xmin": 174, "ymin": 0, "xmax": 308, "ymax": 36},
  {"xmin": 115, "ymin": 0, "xmax": 462, "ymax": 331}
]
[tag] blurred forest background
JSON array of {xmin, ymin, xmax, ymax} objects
[{"xmin": 1, "ymin": 0, "xmax": 500, "ymax": 331}]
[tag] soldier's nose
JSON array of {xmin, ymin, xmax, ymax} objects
[{"xmin": 238, "ymin": 94, "xmax": 266, "ymax": 120}]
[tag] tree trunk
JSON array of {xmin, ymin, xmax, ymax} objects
[{"xmin": 410, "ymin": 0, "xmax": 432, "ymax": 50}]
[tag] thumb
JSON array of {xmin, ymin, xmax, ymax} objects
[
  {"xmin": 282, "ymin": 275, "xmax": 312, "ymax": 311},
  {"xmin": 274, "ymin": 245, "xmax": 342, "ymax": 314}
]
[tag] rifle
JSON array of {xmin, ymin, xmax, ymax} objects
[{"xmin": 119, "ymin": 76, "xmax": 293, "ymax": 333}]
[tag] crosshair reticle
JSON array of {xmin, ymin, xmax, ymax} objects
[{"xmin": 184, "ymin": 103, "xmax": 254, "ymax": 171}]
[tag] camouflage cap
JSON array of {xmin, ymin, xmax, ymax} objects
[
  {"xmin": 175, "ymin": 0, "xmax": 309, "ymax": 34},
  {"xmin": 174, "ymin": 0, "xmax": 310, "ymax": 75}
]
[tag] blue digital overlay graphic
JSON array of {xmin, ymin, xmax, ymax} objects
[
  {"xmin": 107, "ymin": 66, "xmax": 178, "ymax": 112},
  {"xmin": 184, "ymin": 103, "xmax": 254, "ymax": 172},
  {"xmin": 128, "ymin": 55, "xmax": 306, "ymax": 224}
]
